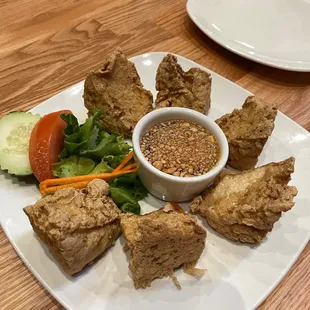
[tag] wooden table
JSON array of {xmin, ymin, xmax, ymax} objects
[{"xmin": 0, "ymin": 1, "xmax": 309, "ymax": 309}]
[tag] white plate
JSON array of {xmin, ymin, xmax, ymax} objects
[
  {"xmin": 187, "ymin": 0, "xmax": 310, "ymax": 72},
  {"xmin": 1, "ymin": 52, "xmax": 310, "ymax": 310}
]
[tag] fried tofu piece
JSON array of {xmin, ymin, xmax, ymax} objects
[
  {"xmin": 24, "ymin": 179, "xmax": 121, "ymax": 275},
  {"xmin": 84, "ymin": 48, "xmax": 153, "ymax": 136},
  {"xmin": 120, "ymin": 204, "xmax": 206, "ymax": 289},
  {"xmin": 190, "ymin": 157, "xmax": 297, "ymax": 244},
  {"xmin": 155, "ymin": 54, "xmax": 212, "ymax": 114},
  {"xmin": 216, "ymin": 96, "xmax": 277, "ymax": 170}
]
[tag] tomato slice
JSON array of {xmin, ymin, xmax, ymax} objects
[{"xmin": 29, "ymin": 110, "xmax": 72, "ymax": 182}]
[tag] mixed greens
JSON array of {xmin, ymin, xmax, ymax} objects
[
  {"xmin": 58, "ymin": 109, "xmax": 131, "ymax": 164},
  {"xmin": 52, "ymin": 110, "xmax": 147, "ymax": 214}
]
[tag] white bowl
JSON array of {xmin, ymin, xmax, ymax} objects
[{"xmin": 132, "ymin": 107, "xmax": 229, "ymax": 202}]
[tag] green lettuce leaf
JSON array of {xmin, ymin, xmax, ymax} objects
[
  {"xmin": 110, "ymin": 173, "xmax": 148, "ymax": 201},
  {"xmin": 52, "ymin": 156, "xmax": 95, "ymax": 177},
  {"xmin": 110, "ymin": 174, "xmax": 147, "ymax": 214},
  {"xmin": 52, "ymin": 156, "xmax": 113, "ymax": 177},
  {"xmin": 79, "ymin": 134, "xmax": 131, "ymax": 160},
  {"xmin": 59, "ymin": 111, "xmax": 131, "ymax": 161},
  {"xmin": 61, "ymin": 114, "xmax": 80, "ymax": 136},
  {"xmin": 91, "ymin": 160, "xmax": 113, "ymax": 174},
  {"xmin": 110, "ymin": 187, "xmax": 141, "ymax": 215},
  {"xmin": 104, "ymin": 154, "xmax": 126, "ymax": 169},
  {"xmin": 60, "ymin": 113, "xmax": 100, "ymax": 158}
]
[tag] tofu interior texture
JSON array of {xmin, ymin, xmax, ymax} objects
[{"xmin": 120, "ymin": 205, "xmax": 207, "ymax": 289}]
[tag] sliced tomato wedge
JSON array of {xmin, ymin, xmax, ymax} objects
[{"xmin": 29, "ymin": 110, "xmax": 72, "ymax": 182}]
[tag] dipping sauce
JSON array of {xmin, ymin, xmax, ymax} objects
[{"xmin": 141, "ymin": 120, "xmax": 220, "ymax": 177}]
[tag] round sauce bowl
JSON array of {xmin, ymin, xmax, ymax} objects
[{"xmin": 132, "ymin": 107, "xmax": 229, "ymax": 202}]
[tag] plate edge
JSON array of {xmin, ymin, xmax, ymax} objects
[{"xmin": 186, "ymin": 0, "xmax": 310, "ymax": 72}]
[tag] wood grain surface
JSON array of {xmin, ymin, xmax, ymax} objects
[{"xmin": 0, "ymin": 1, "xmax": 309, "ymax": 309}]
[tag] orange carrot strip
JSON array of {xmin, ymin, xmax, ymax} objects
[
  {"xmin": 40, "ymin": 152, "xmax": 136, "ymax": 189},
  {"xmin": 170, "ymin": 202, "xmax": 186, "ymax": 214},
  {"xmin": 40, "ymin": 168, "xmax": 138, "ymax": 195},
  {"xmin": 44, "ymin": 181, "xmax": 90, "ymax": 194},
  {"xmin": 120, "ymin": 163, "xmax": 137, "ymax": 171},
  {"xmin": 39, "ymin": 182, "xmax": 46, "ymax": 192},
  {"xmin": 114, "ymin": 151, "xmax": 134, "ymax": 172},
  {"xmin": 40, "ymin": 173, "xmax": 112, "ymax": 186},
  {"xmin": 41, "ymin": 182, "xmax": 88, "ymax": 195},
  {"xmin": 39, "ymin": 150, "xmax": 138, "ymax": 195},
  {"xmin": 40, "ymin": 168, "xmax": 136, "ymax": 187}
]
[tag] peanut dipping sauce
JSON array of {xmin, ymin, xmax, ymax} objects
[{"xmin": 140, "ymin": 119, "xmax": 220, "ymax": 177}]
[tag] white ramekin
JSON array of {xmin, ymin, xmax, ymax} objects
[{"xmin": 132, "ymin": 107, "xmax": 229, "ymax": 202}]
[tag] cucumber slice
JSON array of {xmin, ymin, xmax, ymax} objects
[{"xmin": 0, "ymin": 112, "xmax": 40, "ymax": 176}]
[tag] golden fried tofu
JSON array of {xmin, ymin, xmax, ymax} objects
[
  {"xmin": 120, "ymin": 204, "xmax": 206, "ymax": 289},
  {"xmin": 24, "ymin": 179, "xmax": 121, "ymax": 275},
  {"xmin": 190, "ymin": 157, "xmax": 298, "ymax": 244},
  {"xmin": 84, "ymin": 48, "xmax": 153, "ymax": 136},
  {"xmin": 155, "ymin": 54, "xmax": 211, "ymax": 114},
  {"xmin": 216, "ymin": 96, "xmax": 277, "ymax": 170}
]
